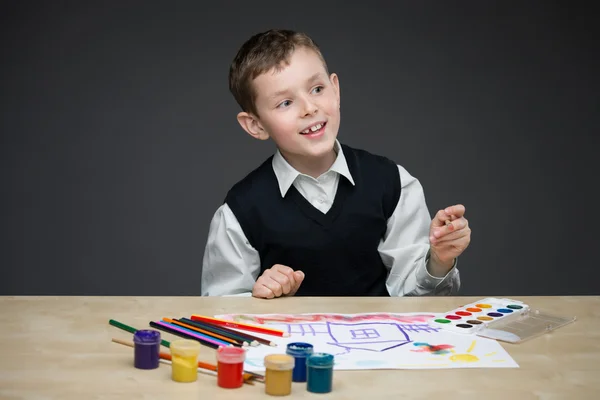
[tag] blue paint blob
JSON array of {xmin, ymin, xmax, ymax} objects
[
  {"xmin": 307, "ymin": 353, "xmax": 334, "ymax": 394},
  {"xmin": 354, "ymin": 359, "xmax": 387, "ymax": 367},
  {"xmin": 497, "ymin": 308, "xmax": 514, "ymax": 313},
  {"xmin": 286, "ymin": 342, "xmax": 314, "ymax": 382}
]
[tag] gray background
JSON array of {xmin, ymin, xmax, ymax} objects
[{"xmin": 1, "ymin": 1, "xmax": 597, "ymax": 296}]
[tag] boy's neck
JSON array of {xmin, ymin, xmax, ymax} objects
[{"xmin": 281, "ymin": 149, "xmax": 337, "ymax": 179}]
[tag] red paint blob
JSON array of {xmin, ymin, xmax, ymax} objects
[
  {"xmin": 217, "ymin": 361, "xmax": 244, "ymax": 388},
  {"xmin": 445, "ymin": 315, "xmax": 461, "ymax": 320},
  {"xmin": 455, "ymin": 311, "xmax": 472, "ymax": 316}
]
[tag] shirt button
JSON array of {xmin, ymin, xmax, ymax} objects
[{"xmin": 318, "ymin": 197, "xmax": 325, "ymax": 203}]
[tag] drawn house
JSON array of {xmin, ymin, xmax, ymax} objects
[
  {"xmin": 279, "ymin": 318, "xmax": 439, "ymax": 353},
  {"xmin": 325, "ymin": 322, "xmax": 411, "ymax": 352}
]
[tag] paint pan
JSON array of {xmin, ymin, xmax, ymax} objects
[{"xmin": 429, "ymin": 298, "xmax": 530, "ymax": 335}]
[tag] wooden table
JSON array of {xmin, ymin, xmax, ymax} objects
[{"xmin": 0, "ymin": 296, "xmax": 598, "ymax": 399}]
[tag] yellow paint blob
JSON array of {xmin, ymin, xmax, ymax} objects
[
  {"xmin": 449, "ymin": 354, "xmax": 479, "ymax": 363},
  {"xmin": 172, "ymin": 356, "xmax": 198, "ymax": 382}
]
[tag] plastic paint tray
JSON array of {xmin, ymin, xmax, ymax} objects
[{"xmin": 475, "ymin": 308, "xmax": 576, "ymax": 344}]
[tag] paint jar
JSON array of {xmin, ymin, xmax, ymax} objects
[
  {"xmin": 216, "ymin": 346, "xmax": 246, "ymax": 389},
  {"xmin": 285, "ymin": 342, "xmax": 313, "ymax": 382},
  {"xmin": 306, "ymin": 353, "xmax": 334, "ymax": 394},
  {"xmin": 264, "ymin": 354, "xmax": 295, "ymax": 396},
  {"xmin": 133, "ymin": 329, "xmax": 161, "ymax": 370},
  {"xmin": 169, "ymin": 339, "xmax": 201, "ymax": 383}
]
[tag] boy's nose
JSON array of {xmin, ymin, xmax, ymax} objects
[{"xmin": 300, "ymin": 98, "xmax": 318, "ymax": 116}]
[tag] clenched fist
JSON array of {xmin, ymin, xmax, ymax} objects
[{"xmin": 252, "ymin": 264, "xmax": 305, "ymax": 299}]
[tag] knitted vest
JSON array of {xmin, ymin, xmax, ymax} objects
[{"xmin": 225, "ymin": 144, "xmax": 401, "ymax": 296}]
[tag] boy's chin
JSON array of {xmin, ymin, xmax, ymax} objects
[{"xmin": 300, "ymin": 139, "xmax": 338, "ymax": 157}]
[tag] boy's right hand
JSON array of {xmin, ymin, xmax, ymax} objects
[{"xmin": 252, "ymin": 264, "xmax": 305, "ymax": 299}]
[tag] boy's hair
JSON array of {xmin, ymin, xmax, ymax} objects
[{"xmin": 229, "ymin": 29, "xmax": 328, "ymax": 116}]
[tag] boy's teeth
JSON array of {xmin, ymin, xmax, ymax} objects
[{"xmin": 302, "ymin": 123, "xmax": 323, "ymax": 134}]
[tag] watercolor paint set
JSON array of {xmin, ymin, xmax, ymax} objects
[
  {"xmin": 429, "ymin": 297, "xmax": 576, "ymax": 343},
  {"xmin": 429, "ymin": 297, "xmax": 529, "ymax": 334}
]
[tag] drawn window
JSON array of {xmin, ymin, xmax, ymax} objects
[{"xmin": 350, "ymin": 328, "xmax": 380, "ymax": 339}]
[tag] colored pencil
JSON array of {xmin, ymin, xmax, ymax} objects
[
  {"xmin": 152, "ymin": 320, "xmax": 234, "ymax": 347},
  {"xmin": 110, "ymin": 338, "xmax": 259, "ymax": 385},
  {"xmin": 109, "ymin": 319, "xmax": 171, "ymax": 347},
  {"xmin": 163, "ymin": 318, "xmax": 247, "ymax": 347},
  {"xmin": 179, "ymin": 318, "xmax": 259, "ymax": 346},
  {"xmin": 181, "ymin": 318, "xmax": 275, "ymax": 347},
  {"xmin": 179, "ymin": 318, "xmax": 260, "ymax": 346},
  {"xmin": 190, "ymin": 315, "xmax": 289, "ymax": 337},
  {"xmin": 149, "ymin": 321, "xmax": 230, "ymax": 349},
  {"xmin": 161, "ymin": 320, "xmax": 237, "ymax": 347}
]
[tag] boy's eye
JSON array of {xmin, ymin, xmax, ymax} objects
[
  {"xmin": 312, "ymin": 86, "xmax": 324, "ymax": 94},
  {"xmin": 277, "ymin": 100, "xmax": 292, "ymax": 108}
]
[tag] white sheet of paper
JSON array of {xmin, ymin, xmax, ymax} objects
[{"xmin": 214, "ymin": 312, "xmax": 519, "ymax": 371}]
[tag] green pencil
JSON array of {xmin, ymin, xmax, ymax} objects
[{"xmin": 109, "ymin": 319, "xmax": 171, "ymax": 347}]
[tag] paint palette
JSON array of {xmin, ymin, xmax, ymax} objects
[
  {"xmin": 429, "ymin": 298, "xmax": 576, "ymax": 344},
  {"xmin": 429, "ymin": 297, "xmax": 529, "ymax": 335}
]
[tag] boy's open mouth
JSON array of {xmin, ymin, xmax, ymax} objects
[{"xmin": 300, "ymin": 122, "xmax": 327, "ymax": 135}]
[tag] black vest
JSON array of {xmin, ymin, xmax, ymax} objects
[{"xmin": 224, "ymin": 144, "xmax": 401, "ymax": 296}]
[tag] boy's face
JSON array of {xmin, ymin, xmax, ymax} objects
[{"xmin": 237, "ymin": 47, "xmax": 340, "ymax": 168}]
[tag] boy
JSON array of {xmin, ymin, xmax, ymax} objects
[{"xmin": 201, "ymin": 29, "xmax": 471, "ymax": 298}]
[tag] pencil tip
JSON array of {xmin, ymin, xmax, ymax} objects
[
  {"xmin": 270, "ymin": 342, "xmax": 276, "ymax": 347},
  {"xmin": 282, "ymin": 333, "xmax": 290, "ymax": 337}
]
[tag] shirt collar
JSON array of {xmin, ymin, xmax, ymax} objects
[{"xmin": 272, "ymin": 140, "xmax": 356, "ymax": 197}]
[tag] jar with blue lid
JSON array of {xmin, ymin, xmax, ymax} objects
[{"xmin": 286, "ymin": 342, "xmax": 314, "ymax": 382}]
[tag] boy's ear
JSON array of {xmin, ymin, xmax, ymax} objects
[
  {"xmin": 236, "ymin": 112, "xmax": 269, "ymax": 140},
  {"xmin": 330, "ymin": 73, "xmax": 340, "ymax": 108}
]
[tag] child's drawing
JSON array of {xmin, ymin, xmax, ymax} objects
[{"xmin": 215, "ymin": 312, "xmax": 519, "ymax": 371}]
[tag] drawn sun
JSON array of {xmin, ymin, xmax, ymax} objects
[
  {"xmin": 409, "ymin": 340, "xmax": 506, "ymax": 366},
  {"xmin": 437, "ymin": 340, "xmax": 505, "ymax": 364}
]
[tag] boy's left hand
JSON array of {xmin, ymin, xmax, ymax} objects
[{"xmin": 429, "ymin": 204, "xmax": 471, "ymax": 272}]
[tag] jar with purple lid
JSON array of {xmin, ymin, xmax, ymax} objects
[{"xmin": 133, "ymin": 329, "xmax": 161, "ymax": 369}]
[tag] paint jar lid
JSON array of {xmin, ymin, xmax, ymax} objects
[
  {"xmin": 133, "ymin": 329, "xmax": 161, "ymax": 345},
  {"xmin": 264, "ymin": 354, "xmax": 295, "ymax": 370},
  {"xmin": 216, "ymin": 346, "xmax": 246, "ymax": 363},
  {"xmin": 286, "ymin": 342, "xmax": 314, "ymax": 357},
  {"xmin": 307, "ymin": 353, "xmax": 334, "ymax": 368},
  {"xmin": 170, "ymin": 339, "xmax": 201, "ymax": 357}
]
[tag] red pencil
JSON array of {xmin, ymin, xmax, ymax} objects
[{"xmin": 190, "ymin": 315, "xmax": 289, "ymax": 338}]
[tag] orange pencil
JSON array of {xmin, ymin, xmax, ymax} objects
[
  {"xmin": 191, "ymin": 315, "xmax": 289, "ymax": 337},
  {"xmin": 162, "ymin": 318, "xmax": 247, "ymax": 347}
]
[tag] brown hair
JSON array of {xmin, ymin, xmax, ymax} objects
[{"xmin": 229, "ymin": 29, "xmax": 328, "ymax": 116}]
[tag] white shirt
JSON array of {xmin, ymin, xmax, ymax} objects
[{"xmin": 201, "ymin": 140, "xmax": 460, "ymax": 297}]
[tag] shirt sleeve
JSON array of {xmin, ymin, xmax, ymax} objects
[
  {"xmin": 201, "ymin": 203, "xmax": 260, "ymax": 296},
  {"xmin": 380, "ymin": 165, "xmax": 461, "ymax": 296}
]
